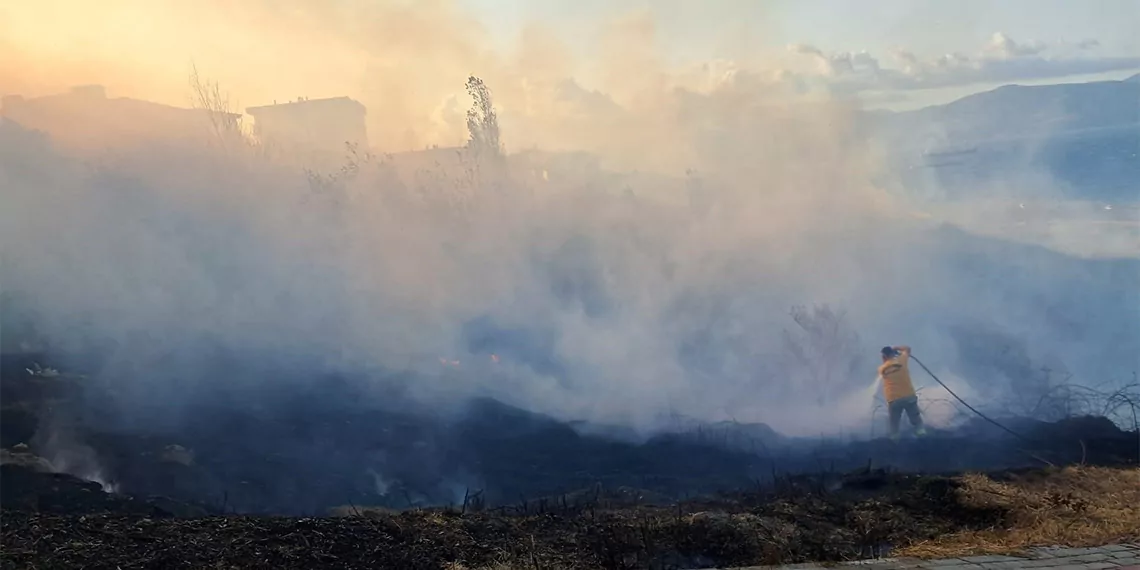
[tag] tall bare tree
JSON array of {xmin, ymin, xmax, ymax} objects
[{"xmin": 464, "ymin": 76, "xmax": 502, "ymax": 159}]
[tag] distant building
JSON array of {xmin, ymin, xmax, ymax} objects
[
  {"xmin": 386, "ymin": 146, "xmax": 466, "ymax": 178},
  {"xmin": 0, "ymin": 85, "xmax": 240, "ymax": 151},
  {"xmin": 510, "ymin": 149, "xmax": 602, "ymax": 185},
  {"xmin": 378, "ymin": 146, "xmax": 608, "ymax": 194},
  {"xmin": 246, "ymin": 97, "xmax": 368, "ymax": 161}
]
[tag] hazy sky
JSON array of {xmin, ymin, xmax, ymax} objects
[
  {"xmin": 2, "ymin": 0, "xmax": 1138, "ymax": 144},
  {"xmin": 458, "ymin": 0, "xmax": 1140, "ymax": 108},
  {"xmin": 460, "ymin": 0, "xmax": 1140, "ymax": 64}
]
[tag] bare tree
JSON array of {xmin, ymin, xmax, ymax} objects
[
  {"xmin": 188, "ymin": 63, "xmax": 247, "ymax": 149},
  {"xmin": 782, "ymin": 304, "xmax": 865, "ymax": 406}
]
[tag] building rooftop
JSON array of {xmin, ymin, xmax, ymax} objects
[
  {"xmin": 246, "ymin": 97, "xmax": 366, "ymax": 116},
  {"xmin": 1, "ymin": 86, "xmax": 242, "ymax": 120}
]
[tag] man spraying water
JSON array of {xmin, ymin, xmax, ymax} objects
[{"xmin": 878, "ymin": 345, "xmax": 927, "ymax": 441}]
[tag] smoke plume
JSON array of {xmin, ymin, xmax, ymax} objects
[{"xmin": 1, "ymin": 0, "xmax": 1137, "ymax": 446}]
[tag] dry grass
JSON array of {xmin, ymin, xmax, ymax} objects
[
  {"xmin": 897, "ymin": 466, "xmax": 1140, "ymax": 558},
  {"xmin": 444, "ymin": 562, "xmax": 526, "ymax": 570},
  {"xmin": 327, "ymin": 504, "xmax": 402, "ymax": 518}
]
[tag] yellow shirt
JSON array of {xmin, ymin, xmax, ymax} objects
[{"xmin": 878, "ymin": 350, "xmax": 916, "ymax": 403}]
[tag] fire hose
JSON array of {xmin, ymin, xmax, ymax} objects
[
  {"xmin": 908, "ymin": 353, "xmax": 1030, "ymax": 443},
  {"xmin": 909, "ymin": 353, "xmax": 1059, "ymax": 466}
]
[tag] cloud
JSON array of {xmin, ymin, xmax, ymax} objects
[
  {"xmin": 984, "ymin": 32, "xmax": 1047, "ymax": 59},
  {"xmin": 788, "ymin": 44, "xmax": 882, "ymax": 79},
  {"xmin": 790, "ymin": 33, "xmax": 1140, "ymax": 93}
]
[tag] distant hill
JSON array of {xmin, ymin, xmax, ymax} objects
[
  {"xmin": 906, "ymin": 74, "xmax": 1138, "ymax": 141},
  {"xmin": 871, "ymin": 75, "xmax": 1140, "ymax": 203}
]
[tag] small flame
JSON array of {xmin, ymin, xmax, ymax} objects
[{"xmin": 490, "ymin": 354, "xmax": 499, "ymax": 364}]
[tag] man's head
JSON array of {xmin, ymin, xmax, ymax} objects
[{"xmin": 881, "ymin": 346, "xmax": 898, "ymax": 361}]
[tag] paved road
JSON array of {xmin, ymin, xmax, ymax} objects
[{"xmin": 705, "ymin": 543, "xmax": 1140, "ymax": 570}]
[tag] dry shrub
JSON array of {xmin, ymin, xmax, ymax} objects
[{"xmin": 898, "ymin": 466, "xmax": 1140, "ymax": 558}]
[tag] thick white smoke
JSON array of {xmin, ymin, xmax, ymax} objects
[{"xmin": 2, "ymin": 2, "xmax": 1137, "ymax": 441}]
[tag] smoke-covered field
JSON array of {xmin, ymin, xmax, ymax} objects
[
  {"xmin": 4, "ymin": 92, "xmax": 1138, "ymax": 510},
  {"xmin": 3, "ymin": 82, "xmax": 1136, "ymax": 428}
]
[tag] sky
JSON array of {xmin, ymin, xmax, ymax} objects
[
  {"xmin": 460, "ymin": 0, "xmax": 1140, "ymax": 64},
  {"xmin": 1, "ymin": 0, "xmax": 1138, "ymax": 146},
  {"xmin": 455, "ymin": 0, "xmax": 1140, "ymax": 108}
]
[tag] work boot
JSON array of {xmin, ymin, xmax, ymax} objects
[{"xmin": 915, "ymin": 427, "xmax": 927, "ymax": 437}]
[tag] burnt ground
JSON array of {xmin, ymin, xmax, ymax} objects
[
  {"xmin": 1, "ymin": 350, "xmax": 1138, "ymax": 569},
  {"xmin": 0, "ymin": 465, "xmax": 1014, "ymax": 569},
  {"xmin": 3, "ymin": 463, "xmax": 1137, "ymax": 570}
]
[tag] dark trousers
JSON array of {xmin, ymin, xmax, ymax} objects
[{"xmin": 888, "ymin": 395, "xmax": 923, "ymax": 437}]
